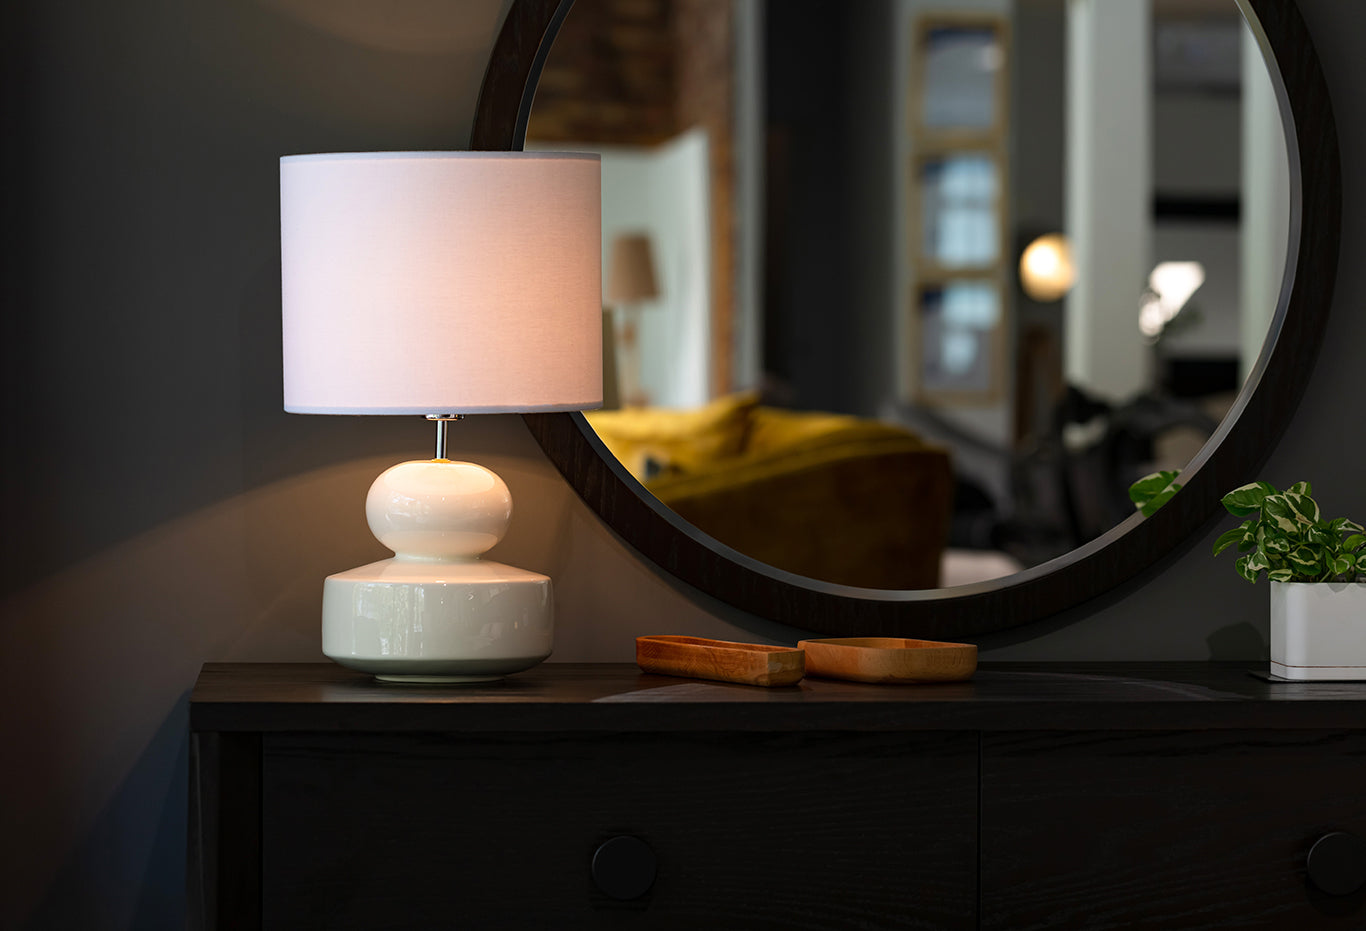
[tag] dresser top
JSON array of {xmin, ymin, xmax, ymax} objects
[{"xmin": 189, "ymin": 662, "xmax": 1366, "ymax": 733}]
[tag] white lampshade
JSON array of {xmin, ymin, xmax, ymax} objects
[{"xmin": 281, "ymin": 151, "xmax": 602, "ymax": 414}]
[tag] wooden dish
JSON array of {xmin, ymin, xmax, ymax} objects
[
  {"xmin": 797, "ymin": 637, "xmax": 977, "ymax": 684},
  {"xmin": 636, "ymin": 635, "xmax": 805, "ymax": 687}
]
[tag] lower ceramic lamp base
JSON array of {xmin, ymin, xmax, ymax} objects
[
  {"xmin": 318, "ymin": 458, "xmax": 554, "ymax": 683},
  {"xmin": 322, "ymin": 557, "xmax": 553, "ymax": 683}
]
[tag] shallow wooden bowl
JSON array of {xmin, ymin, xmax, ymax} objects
[
  {"xmin": 636, "ymin": 635, "xmax": 805, "ymax": 687},
  {"xmin": 797, "ymin": 637, "xmax": 977, "ymax": 684}
]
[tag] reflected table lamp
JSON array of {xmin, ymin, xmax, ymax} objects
[
  {"xmin": 606, "ymin": 231, "xmax": 659, "ymax": 407},
  {"xmin": 280, "ymin": 151, "xmax": 601, "ymax": 682}
]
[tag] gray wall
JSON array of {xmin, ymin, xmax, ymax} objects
[{"xmin": 2, "ymin": 0, "xmax": 1361, "ymax": 927}]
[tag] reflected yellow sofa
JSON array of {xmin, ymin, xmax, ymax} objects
[{"xmin": 585, "ymin": 394, "xmax": 952, "ymax": 589}]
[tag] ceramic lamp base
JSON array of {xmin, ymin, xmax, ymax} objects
[
  {"xmin": 320, "ymin": 457, "xmax": 554, "ymax": 682},
  {"xmin": 322, "ymin": 556, "xmax": 553, "ymax": 682}
]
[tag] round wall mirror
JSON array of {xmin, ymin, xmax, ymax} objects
[{"xmin": 473, "ymin": 0, "xmax": 1338, "ymax": 638}]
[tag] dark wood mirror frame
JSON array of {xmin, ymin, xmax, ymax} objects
[{"xmin": 471, "ymin": 0, "xmax": 1339, "ymax": 639}]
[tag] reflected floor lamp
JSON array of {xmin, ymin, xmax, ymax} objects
[
  {"xmin": 607, "ymin": 231, "xmax": 659, "ymax": 408},
  {"xmin": 280, "ymin": 151, "xmax": 602, "ymax": 682}
]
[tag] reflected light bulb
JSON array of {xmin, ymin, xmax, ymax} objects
[
  {"xmin": 1019, "ymin": 234, "xmax": 1075, "ymax": 301},
  {"xmin": 1137, "ymin": 261, "xmax": 1206, "ymax": 339},
  {"xmin": 1139, "ymin": 294, "xmax": 1167, "ymax": 339},
  {"xmin": 1148, "ymin": 261, "xmax": 1205, "ymax": 317}
]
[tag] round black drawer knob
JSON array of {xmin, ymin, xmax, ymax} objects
[
  {"xmin": 591, "ymin": 835, "xmax": 657, "ymax": 900},
  {"xmin": 1307, "ymin": 832, "xmax": 1366, "ymax": 896}
]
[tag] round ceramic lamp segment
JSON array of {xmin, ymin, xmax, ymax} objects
[{"xmin": 280, "ymin": 151, "xmax": 603, "ymax": 682}]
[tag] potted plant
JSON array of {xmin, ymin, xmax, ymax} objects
[{"xmin": 1213, "ymin": 481, "xmax": 1366, "ymax": 680}]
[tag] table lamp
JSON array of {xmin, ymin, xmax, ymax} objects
[
  {"xmin": 280, "ymin": 151, "xmax": 601, "ymax": 682},
  {"xmin": 606, "ymin": 232, "xmax": 659, "ymax": 407}
]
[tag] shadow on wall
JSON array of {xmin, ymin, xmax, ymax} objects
[
  {"xmin": 26, "ymin": 698, "xmax": 189, "ymax": 930},
  {"xmin": 1, "ymin": 0, "xmax": 509, "ymax": 598},
  {"xmin": 0, "ymin": 458, "xmax": 391, "ymax": 928},
  {"xmin": 1206, "ymin": 622, "xmax": 1267, "ymax": 660}
]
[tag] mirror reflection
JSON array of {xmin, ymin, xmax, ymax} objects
[{"xmin": 527, "ymin": 0, "xmax": 1290, "ymax": 590}]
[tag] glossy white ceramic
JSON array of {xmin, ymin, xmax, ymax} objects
[
  {"xmin": 1269, "ymin": 581, "xmax": 1366, "ymax": 680},
  {"xmin": 366, "ymin": 459, "xmax": 513, "ymax": 559},
  {"xmin": 322, "ymin": 459, "xmax": 553, "ymax": 682}
]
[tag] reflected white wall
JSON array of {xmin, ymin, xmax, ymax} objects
[
  {"xmin": 1240, "ymin": 19, "xmax": 1292, "ymax": 383},
  {"xmin": 611, "ymin": 129, "xmax": 710, "ymax": 404},
  {"xmin": 1065, "ymin": 0, "xmax": 1152, "ymax": 403},
  {"xmin": 587, "ymin": 130, "xmax": 713, "ymax": 409}
]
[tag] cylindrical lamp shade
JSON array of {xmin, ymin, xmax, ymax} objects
[
  {"xmin": 607, "ymin": 233, "xmax": 660, "ymax": 304},
  {"xmin": 281, "ymin": 152, "xmax": 602, "ymax": 414}
]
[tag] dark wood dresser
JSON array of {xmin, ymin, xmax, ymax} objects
[{"xmin": 189, "ymin": 662, "xmax": 1366, "ymax": 930}]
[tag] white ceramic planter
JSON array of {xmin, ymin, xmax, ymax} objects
[{"xmin": 1269, "ymin": 581, "xmax": 1366, "ymax": 680}]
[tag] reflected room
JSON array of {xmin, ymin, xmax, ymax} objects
[{"xmin": 526, "ymin": 0, "xmax": 1288, "ymax": 591}]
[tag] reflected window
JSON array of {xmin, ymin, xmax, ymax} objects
[
  {"xmin": 922, "ymin": 27, "xmax": 1002, "ymax": 128},
  {"xmin": 909, "ymin": 15, "xmax": 1008, "ymax": 403},
  {"xmin": 921, "ymin": 154, "xmax": 998, "ymax": 267},
  {"xmin": 918, "ymin": 281, "xmax": 999, "ymax": 395}
]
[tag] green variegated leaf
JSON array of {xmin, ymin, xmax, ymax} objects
[
  {"xmin": 1331, "ymin": 554, "xmax": 1355, "ymax": 576},
  {"xmin": 1268, "ymin": 568, "xmax": 1295, "ymax": 582},
  {"xmin": 1222, "ymin": 482, "xmax": 1276, "ymax": 517},
  {"xmin": 1260, "ymin": 495, "xmax": 1301, "ymax": 533},
  {"xmin": 1129, "ymin": 471, "xmax": 1182, "ymax": 515},
  {"xmin": 1139, "ymin": 486, "xmax": 1181, "ymax": 517},
  {"xmin": 1287, "ymin": 481, "xmax": 1312, "ymax": 496},
  {"xmin": 1245, "ymin": 551, "xmax": 1272, "ymax": 573},
  {"xmin": 1235, "ymin": 554, "xmax": 1257, "ymax": 582},
  {"xmin": 1345, "ymin": 534, "xmax": 1366, "ymax": 552},
  {"xmin": 1345, "ymin": 521, "xmax": 1366, "ymax": 536},
  {"xmin": 1129, "ymin": 470, "xmax": 1179, "ymax": 504},
  {"xmin": 1357, "ymin": 552, "xmax": 1366, "ymax": 572},
  {"xmin": 1287, "ymin": 546, "xmax": 1321, "ymax": 575},
  {"xmin": 1261, "ymin": 535, "xmax": 1291, "ymax": 555},
  {"xmin": 1283, "ymin": 492, "xmax": 1321, "ymax": 525},
  {"xmin": 1213, "ymin": 525, "xmax": 1253, "ymax": 557},
  {"xmin": 1308, "ymin": 526, "xmax": 1334, "ymax": 547}
]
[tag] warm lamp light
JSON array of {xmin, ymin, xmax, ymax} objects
[
  {"xmin": 281, "ymin": 151, "xmax": 601, "ymax": 682},
  {"xmin": 1019, "ymin": 233, "xmax": 1076, "ymax": 302}
]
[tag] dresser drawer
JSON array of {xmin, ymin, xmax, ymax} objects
[
  {"xmin": 262, "ymin": 731, "xmax": 977, "ymax": 930},
  {"xmin": 982, "ymin": 730, "xmax": 1366, "ymax": 930}
]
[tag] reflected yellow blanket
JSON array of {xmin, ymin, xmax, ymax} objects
[{"xmin": 586, "ymin": 395, "xmax": 952, "ymax": 590}]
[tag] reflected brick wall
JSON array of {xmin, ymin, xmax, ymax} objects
[{"xmin": 529, "ymin": 0, "xmax": 736, "ymax": 396}]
